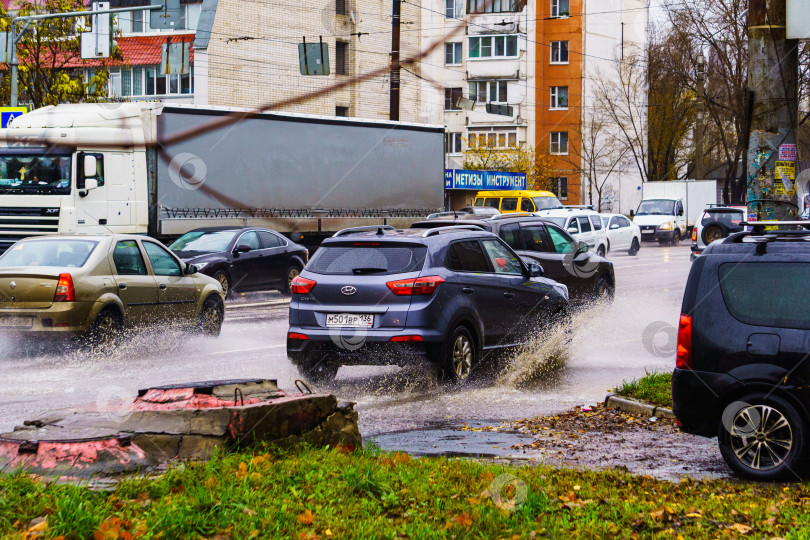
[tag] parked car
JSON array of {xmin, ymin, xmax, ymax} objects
[
  {"xmin": 672, "ymin": 223, "xmax": 810, "ymax": 480},
  {"xmin": 411, "ymin": 214, "xmax": 615, "ymax": 303},
  {"xmin": 473, "ymin": 190, "xmax": 563, "ymax": 214},
  {"xmin": 691, "ymin": 206, "xmax": 746, "ymax": 261},
  {"xmin": 169, "ymin": 227, "xmax": 308, "ymax": 297},
  {"xmin": 0, "ymin": 235, "xmax": 225, "ymax": 346},
  {"xmin": 287, "ymin": 225, "xmax": 569, "ymax": 383},
  {"xmin": 534, "ymin": 208, "xmax": 610, "ymax": 257},
  {"xmin": 601, "ymin": 213, "xmax": 641, "ymax": 256}
]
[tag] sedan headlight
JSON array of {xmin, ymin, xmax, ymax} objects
[
  {"xmin": 193, "ymin": 262, "xmax": 209, "ymax": 271},
  {"xmin": 658, "ymin": 222, "xmax": 673, "ymax": 231}
]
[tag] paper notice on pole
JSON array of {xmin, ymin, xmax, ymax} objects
[
  {"xmin": 779, "ymin": 144, "xmax": 797, "ymax": 161},
  {"xmin": 775, "ymin": 160, "xmax": 796, "ymax": 196}
]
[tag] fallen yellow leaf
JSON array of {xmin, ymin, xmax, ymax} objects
[{"xmin": 297, "ymin": 509, "xmax": 315, "ymax": 525}]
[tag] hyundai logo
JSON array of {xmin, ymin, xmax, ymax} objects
[{"xmin": 341, "ymin": 286, "xmax": 357, "ymax": 296}]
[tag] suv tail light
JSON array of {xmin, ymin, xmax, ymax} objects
[
  {"xmin": 54, "ymin": 273, "xmax": 75, "ymax": 302},
  {"xmin": 691, "ymin": 228, "xmax": 697, "ymax": 242},
  {"xmin": 386, "ymin": 276, "xmax": 445, "ymax": 296},
  {"xmin": 676, "ymin": 313, "xmax": 692, "ymax": 369},
  {"xmin": 290, "ymin": 276, "xmax": 316, "ymax": 294}
]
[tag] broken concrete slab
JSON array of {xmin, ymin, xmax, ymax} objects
[{"xmin": 0, "ymin": 379, "xmax": 361, "ymax": 479}]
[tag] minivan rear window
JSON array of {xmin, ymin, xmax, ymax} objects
[
  {"xmin": 719, "ymin": 262, "xmax": 810, "ymax": 330},
  {"xmin": 307, "ymin": 244, "xmax": 427, "ymax": 275}
]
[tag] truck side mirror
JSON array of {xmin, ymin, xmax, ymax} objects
[
  {"xmin": 629, "ymin": 209, "xmax": 635, "ymax": 218},
  {"xmin": 83, "ymin": 178, "xmax": 98, "ymax": 191},
  {"xmin": 83, "ymin": 155, "xmax": 97, "ymax": 179}
]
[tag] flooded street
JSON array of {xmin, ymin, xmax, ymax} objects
[{"xmin": 0, "ymin": 243, "xmax": 696, "ymax": 470}]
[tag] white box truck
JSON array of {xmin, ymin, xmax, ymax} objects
[
  {"xmin": 0, "ymin": 103, "xmax": 445, "ymax": 250},
  {"xmin": 634, "ymin": 180, "xmax": 718, "ymax": 245}
]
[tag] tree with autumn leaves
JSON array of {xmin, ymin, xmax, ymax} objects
[
  {"xmin": 462, "ymin": 137, "xmax": 558, "ymax": 192},
  {"xmin": 0, "ymin": 0, "xmax": 120, "ymax": 108}
]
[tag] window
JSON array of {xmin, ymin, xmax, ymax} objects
[
  {"xmin": 336, "ymin": 106, "xmax": 349, "ymax": 117},
  {"xmin": 469, "ymin": 80, "xmax": 508, "ymax": 103},
  {"xmin": 549, "ymin": 176, "xmax": 568, "ymax": 199},
  {"xmin": 445, "ymin": 88, "xmax": 463, "ymax": 111},
  {"xmin": 446, "ymin": 241, "xmax": 489, "ymax": 272},
  {"xmin": 108, "ymin": 72, "xmax": 122, "ymax": 98},
  {"xmin": 132, "ymin": 9, "xmax": 144, "ymax": 32},
  {"xmin": 446, "ymin": 0, "xmax": 463, "ymax": 18},
  {"xmin": 520, "ymin": 198, "xmax": 535, "ymax": 212},
  {"xmin": 550, "ymin": 132, "xmax": 568, "ymax": 155},
  {"xmin": 445, "ymin": 42, "xmax": 462, "ymax": 65},
  {"xmin": 501, "ymin": 198, "xmax": 518, "ymax": 211},
  {"xmin": 589, "ymin": 215, "xmax": 602, "ymax": 230},
  {"xmin": 468, "ymin": 127, "xmax": 518, "ymax": 149},
  {"xmin": 236, "ymin": 232, "xmax": 261, "ymax": 250},
  {"xmin": 258, "ymin": 231, "xmax": 284, "ymax": 248},
  {"xmin": 481, "ymin": 239, "xmax": 522, "ymax": 275},
  {"xmin": 468, "ymin": 0, "xmax": 517, "ymax": 14},
  {"xmin": 309, "ymin": 245, "xmax": 427, "ymax": 275},
  {"xmin": 335, "ymin": 41, "xmax": 348, "ymax": 75},
  {"xmin": 577, "ymin": 216, "xmax": 592, "ymax": 233},
  {"xmin": 468, "ymin": 35, "xmax": 518, "ymax": 59},
  {"xmin": 113, "ymin": 240, "xmax": 147, "ymax": 275},
  {"xmin": 499, "ymin": 224, "xmax": 521, "ymax": 249},
  {"xmin": 719, "ymin": 262, "xmax": 810, "ymax": 330},
  {"xmin": 445, "ymin": 132, "xmax": 463, "ymax": 154},
  {"xmin": 550, "ymin": 40, "xmax": 569, "ymax": 63},
  {"xmin": 550, "ymin": 86, "xmax": 568, "ymax": 109},
  {"xmin": 550, "ymin": 0, "xmax": 569, "ymax": 18},
  {"xmin": 115, "ymin": 66, "xmax": 192, "ymax": 97},
  {"xmin": 336, "ymin": 0, "xmax": 346, "ymax": 15},
  {"xmin": 618, "ymin": 216, "xmax": 632, "ymax": 227},
  {"xmin": 521, "ymin": 225, "xmax": 552, "ymax": 253},
  {"xmin": 143, "ymin": 242, "xmax": 182, "ymax": 276},
  {"xmin": 483, "ymin": 197, "xmax": 500, "ymax": 208},
  {"xmin": 78, "ymin": 152, "xmax": 104, "ymax": 188},
  {"xmin": 0, "ymin": 240, "xmax": 97, "ymax": 268},
  {"xmin": 546, "ymin": 225, "xmax": 575, "ymax": 254}
]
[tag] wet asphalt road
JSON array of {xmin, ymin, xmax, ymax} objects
[{"xmin": 0, "ymin": 243, "xmax": 693, "ymax": 460}]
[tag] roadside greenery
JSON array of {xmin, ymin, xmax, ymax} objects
[
  {"xmin": 616, "ymin": 371, "xmax": 673, "ymax": 408},
  {"xmin": 2, "ymin": 443, "xmax": 808, "ymax": 539}
]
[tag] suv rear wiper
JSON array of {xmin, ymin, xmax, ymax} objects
[{"xmin": 352, "ymin": 267, "xmax": 387, "ymax": 274}]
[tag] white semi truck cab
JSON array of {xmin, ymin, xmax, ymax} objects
[{"xmin": 0, "ymin": 103, "xmax": 153, "ymax": 250}]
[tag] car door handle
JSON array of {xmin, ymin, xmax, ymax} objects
[
  {"xmin": 118, "ymin": 283, "xmax": 127, "ymax": 290},
  {"xmin": 159, "ymin": 284, "xmax": 167, "ymax": 290},
  {"xmin": 462, "ymin": 287, "xmax": 474, "ymax": 294},
  {"xmin": 503, "ymin": 292, "xmax": 514, "ymax": 298}
]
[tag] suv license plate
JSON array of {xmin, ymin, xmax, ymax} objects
[{"xmin": 326, "ymin": 313, "xmax": 374, "ymax": 328}]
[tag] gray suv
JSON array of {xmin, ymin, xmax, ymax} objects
[{"xmin": 287, "ymin": 226, "xmax": 569, "ymax": 384}]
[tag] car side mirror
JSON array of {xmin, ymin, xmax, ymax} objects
[
  {"xmin": 185, "ymin": 263, "xmax": 197, "ymax": 275},
  {"xmin": 567, "ymin": 227, "xmax": 578, "ymax": 235},
  {"xmin": 577, "ymin": 241, "xmax": 588, "ymax": 254},
  {"xmin": 234, "ymin": 244, "xmax": 252, "ymax": 254},
  {"xmin": 678, "ymin": 209, "xmax": 684, "ymax": 216},
  {"xmin": 528, "ymin": 262, "xmax": 543, "ymax": 277},
  {"xmin": 610, "ymin": 223, "xmax": 619, "ymax": 230}
]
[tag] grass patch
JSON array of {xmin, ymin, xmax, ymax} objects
[
  {"xmin": 0, "ymin": 443, "xmax": 806, "ymax": 538},
  {"xmin": 615, "ymin": 371, "xmax": 673, "ymax": 408}
]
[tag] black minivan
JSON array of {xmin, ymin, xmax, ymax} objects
[{"xmin": 673, "ymin": 224, "xmax": 810, "ymax": 480}]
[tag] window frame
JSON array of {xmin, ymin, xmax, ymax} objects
[
  {"xmin": 445, "ymin": 132, "xmax": 463, "ymax": 154},
  {"xmin": 142, "ymin": 240, "xmax": 183, "ymax": 277},
  {"xmin": 550, "ymin": 86, "xmax": 569, "ymax": 109},
  {"xmin": 549, "ymin": 132, "xmax": 569, "ymax": 155},
  {"xmin": 335, "ymin": 41, "xmax": 348, "ymax": 75},
  {"xmin": 445, "ymin": 42, "xmax": 463, "ymax": 65},
  {"xmin": 520, "ymin": 223, "xmax": 554, "ymax": 253},
  {"xmin": 445, "ymin": 87, "xmax": 463, "ymax": 111},
  {"xmin": 550, "ymin": 0, "xmax": 569, "ymax": 18},
  {"xmin": 112, "ymin": 240, "xmax": 148, "ymax": 276},
  {"xmin": 550, "ymin": 40, "xmax": 569, "ymax": 64},
  {"xmin": 446, "ymin": 0, "xmax": 463, "ymax": 19},
  {"xmin": 468, "ymin": 35, "xmax": 519, "ymax": 60},
  {"xmin": 549, "ymin": 176, "xmax": 568, "ymax": 200},
  {"xmin": 445, "ymin": 239, "xmax": 491, "ymax": 273}
]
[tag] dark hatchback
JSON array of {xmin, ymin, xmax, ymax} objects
[
  {"xmin": 169, "ymin": 227, "xmax": 308, "ymax": 297},
  {"xmin": 673, "ymin": 224, "xmax": 810, "ymax": 480},
  {"xmin": 411, "ymin": 214, "xmax": 615, "ymax": 302},
  {"xmin": 287, "ymin": 226, "xmax": 569, "ymax": 384}
]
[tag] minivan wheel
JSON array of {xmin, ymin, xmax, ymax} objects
[
  {"xmin": 439, "ymin": 326, "xmax": 476, "ymax": 383},
  {"xmin": 718, "ymin": 395, "xmax": 806, "ymax": 481},
  {"xmin": 301, "ymin": 355, "xmax": 339, "ymax": 384},
  {"xmin": 628, "ymin": 238, "xmax": 640, "ymax": 256}
]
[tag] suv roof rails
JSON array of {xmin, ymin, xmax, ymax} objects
[
  {"xmin": 489, "ymin": 212, "xmax": 534, "ymax": 220},
  {"xmin": 563, "ymin": 205, "xmax": 594, "ymax": 210},
  {"xmin": 333, "ymin": 225, "xmax": 396, "ymax": 237},
  {"xmin": 740, "ymin": 221, "xmax": 810, "ymax": 235},
  {"xmin": 421, "ymin": 225, "xmax": 486, "ymax": 237},
  {"xmin": 426, "ymin": 211, "xmax": 465, "ymax": 219}
]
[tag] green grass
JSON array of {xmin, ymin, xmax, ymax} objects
[
  {"xmin": 1, "ymin": 443, "xmax": 809, "ymax": 538},
  {"xmin": 615, "ymin": 371, "xmax": 673, "ymax": 408}
]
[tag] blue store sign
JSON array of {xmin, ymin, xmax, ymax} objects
[{"xmin": 445, "ymin": 169, "xmax": 526, "ymax": 190}]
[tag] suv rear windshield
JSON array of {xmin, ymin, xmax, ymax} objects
[
  {"xmin": 719, "ymin": 262, "xmax": 810, "ymax": 330},
  {"xmin": 702, "ymin": 209, "xmax": 744, "ymax": 226},
  {"xmin": 0, "ymin": 239, "xmax": 97, "ymax": 268},
  {"xmin": 307, "ymin": 243, "xmax": 427, "ymax": 275}
]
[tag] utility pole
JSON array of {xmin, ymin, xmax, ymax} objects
[
  {"xmin": 695, "ymin": 52, "xmax": 705, "ymax": 181},
  {"xmin": 389, "ymin": 0, "xmax": 401, "ymax": 121},
  {"xmin": 746, "ymin": 0, "xmax": 799, "ymax": 220}
]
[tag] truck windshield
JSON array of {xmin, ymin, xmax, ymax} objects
[
  {"xmin": 169, "ymin": 230, "xmax": 238, "ymax": 255},
  {"xmin": 636, "ymin": 200, "xmax": 675, "ymax": 216},
  {"xmin": 532, "ymin": 196, "xmax": 563, "ymax": 210},
  {"xmin": 0, "ymin": 154, "xmax": 71, "ymax": 195}
]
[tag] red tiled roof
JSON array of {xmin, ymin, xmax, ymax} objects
[{"xmin": 62, "ymin": 34, "xmax": 195, "ymax": 68}]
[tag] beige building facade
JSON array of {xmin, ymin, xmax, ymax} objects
[{"xmin": 194, "ymin": 0, "xmax": 424, "ymax": 123}]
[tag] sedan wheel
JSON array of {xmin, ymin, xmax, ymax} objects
[
  {"xmin": 282, "ymin": 266, "xmax": 301, "ymax": 295},
  {"xmin": 628, "ymin": 238, "xmax": 640, "ymax": 256},
  {"xmin": 89, "ymin": 308, "xmax": 122, "ymax": 351},
  {"xmin": 214, "ymin": 271, "xmax": 231, "ymax": 298},
  {"xmin": 197, "ymin": 296, "xmax": 224, "ymax": 337}
]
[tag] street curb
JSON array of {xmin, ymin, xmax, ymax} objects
[
  {"xmin": 604, "ymin": 395, "xmax": 675, "ymax": 419},
  {"xmin": 226, "ymin": 299, "xmax": 291, "ymax": 310}
]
